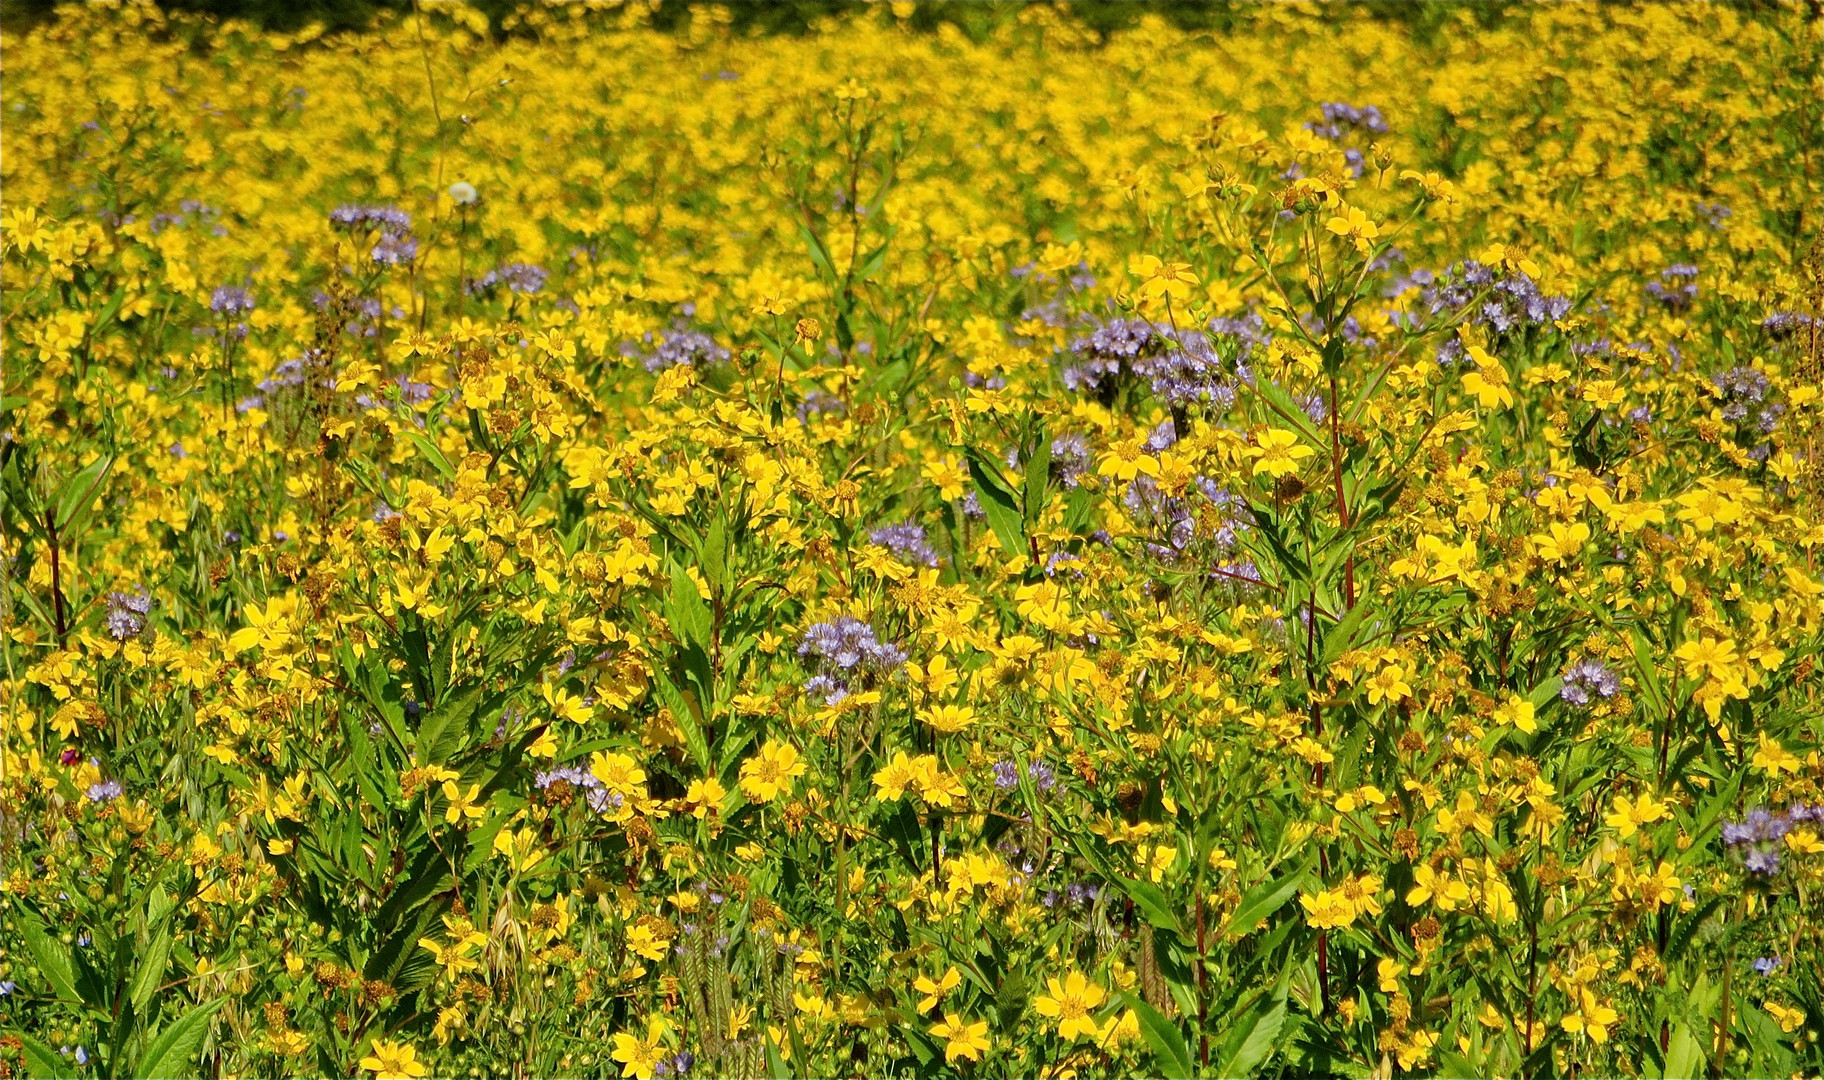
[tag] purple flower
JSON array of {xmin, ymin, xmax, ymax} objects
[
  {"xmin": 105, "ymin": 586, "xmax": 152, "ymax": 640},
  {"xmin": 643, "ymin": 326, "xmax": 729, "ymax": 372},
  {"xmin": 869, "ymin": 523, "xmax": 940, "ymax": 567},
  {"xmin": 1722, "ymin": 804, "xmax": 1821, "ymax": 877},
  {"xmin": 1050, "ymin": 433, "xmax": 1092, "ymax": 489},
  {"xmin": 85, "ymin": 779, "xmax": 123, "ymax": 802},
  {"xmin": 370, "ymin": 233, "xmax": 418, "ymax": 266},
  {"xmin": 330, "ymin": 204, "xmax": 412, "ymax": 236},
  {"xmin": 1559, "ymin": 659, "xmax": 1619, "ymax": 707},
  {"xmin": 798, "ymin": 616, "xmax": 906, "ymax": 705},
  {"xmin": 467, "ymin": 262, "xmax": 547, "ymax": 296},
  {"xmin": 992, "ymin": 760, "xmax": 1021, "ymax": 789},
  {"xmin": 210, "ymin": 286, "xmax": 255, "ymax": 315}
]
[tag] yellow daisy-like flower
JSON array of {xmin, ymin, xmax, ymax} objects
[
  {"xmin": 1033, "ymin": 970, "xmax": 1106, "ymax": 1041},
  {"xmin": 1248, "ymin": 428, "xmax": 1314, "ymax": 478},
  {"xmin": 738, "ymin": 739, "xmax": 806, "ymax": 803},
  {"xmin": 359, "ymin": 1039, "xmax": 428, "ymax": 1080}
]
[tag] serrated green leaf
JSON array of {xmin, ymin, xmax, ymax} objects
[
  {"xmin": 1216, "ymin": 997, "xmax": 1287, "ymax": 1079},
  {"xmin": 965, "ymin": 447, "xmax": 1027, "ymax": 560},
  {"xmin": 16, "ymin": 1032, "xmax": 72, "ymax": 1080},
  {"xmin": 1228, "ymin": 868, "xmax": 1306, "ymax": 938},
  {"xmin": 1120, "ymin": 993, "xmax": 1193, "ymax": 1079},
  {"xmin": 134, "ymin": 997, "xmax": 225, "ymax": 1080},
  {"xmin": 20, "ymin": 913, "xmax": 82, "ymax": 1006}
]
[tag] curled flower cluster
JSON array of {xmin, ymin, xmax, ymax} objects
[
  {"xmin": 1723, "ymin": 805, "xmax": 1824, "ymax": 876},
  {"xmin": 642, "ymin": 327, "xmax": 729, "ymax": 373},
  {"xmin": 1559, "ymin": 658, "xmax": 1621, "ymax": 707},
  {"xmin": 798, "ymin": 616, "xmax": 906, "ymax": 706},
  {"xmin": 867, "ymin": 523, "xmax": 940, "ymax": 567}
]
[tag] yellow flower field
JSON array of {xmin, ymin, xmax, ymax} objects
[{"xmin": 2, "ymin": 2, "xmax": 1821, "ymax": 1077}]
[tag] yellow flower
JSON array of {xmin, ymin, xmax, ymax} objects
[
  {"xmin": 1765, "ymin": 1001, "xmax": 1806, "ymax": 1034},
  {"xmin": 1530, "ymin": 521, "xmax": 1590, "ymax": 564},
  {"xmin": 929, "ymin": 1012, "xmax": 990, "ymax": 1063},
  {"xmin": 492, "ymin": 826, "xmax": 546, "ymax": 874},
  {"xmin": 1604, "ymin": 792, "xmax": 1669, "ymax": 840},
  {"xmin": 441, "ymin": 781, "xmax": 484, "ymax": 825},
  {"xmin": 1461, "ymin": 347, "xmax": 1514, "ymax": 409},
  {"xmin": 1249, "ymin": 428, "xmax": 1315, "ymax": 478},
  {"xmin": 1098, "ymin": 434, "xmax": 1161, "ymax": 481},
  {"xmin": 610, "ymin": 1017, "xmax": 670, "ymax": 1079},
  {"xmin": 1132, "ymin": 254, "xmax": 1199, "ymax": 302},
  {"xmin": 1560, "ymin": 988, "xmax": 1619, "ymax": 1043},
  {"xmin": 590, "ymin": 751, "xmax": 649, "ymax": 799},
  {"xmin": 1033, "ymin": 970, "xmax": 1107, "ymax": 1041},
  {"xmin": 1493, "ymin": 694, "xmax": 1536, "ymax": 733},
  {"xmin": 1325, "ymin": 206, "xmax": 1380, "ymax": 252},
  {"xmin": 1751, "ymin": 733, "xmax": 1801, "ymax": 776},
  {"xmin": 1364, "ymin": 664, "xmax": 1411, "ymax": 706},
  {"xmin": 738, "ymin": 739, "xmax": 806, "ymax": 803},
  {"xmin": 359, "ymin": 1039, "xmax": 428, "ymax": 1080},
  {"xmin": 919, "ymin": 703, "xmax": 977, "ymax": 734},
  {"xmin": 915, "ymin": 966, "xmax": 961, "ymax": 1012},
  {"xmin": 1675, "ymin": 635, "xmax": 1739, "ymax": 682},
  {"xmin": 872, "ymin": 750, "xmax": 918, "ymax": 803},
  {"xmin": 1299, "ymin": 888, "xmax": 1356, "ymax": 930}
]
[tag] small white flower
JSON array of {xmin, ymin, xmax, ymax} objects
[{"xmin": 448, "ymin": 181, "xmax": 478, "ymax": 205}]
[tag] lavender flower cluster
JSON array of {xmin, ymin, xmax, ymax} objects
[
  {"xmin": 1723, "ymin": 804, "xmax": 1824, "ymax": 876},
  {"xmin": 1123, "ymin": 470, "xmax": 1252, "ymax": 573},
  {"xmin": 1060, "ymin": 318, "xmax": 1166, "ymax": 395},
  {"xmin": 1062, "ymin": 315, "xmax": 1264, "ymax": 407},
  {"xmin": 1644, "ymin": 264, "xmax": 1699, "ymax": 312},
  {"xmin": 1711, "ymin": 366, "xmax": 1780, "ymax": 430},
  {"xmin": 466, "ymin": 262, "xmax": 548, "ymax": 297},
  {"xmin": 329, "ymin": 204, "xmax": 417, "ymax": 265},
  {"xmin": 533, "ymin": 764, "xmax": 623, "ymax": 816},
  {"xmin": 209, "ymin": 285, "xmax": 255, "ymax": 316},
  {"xmin": 991, "ymin": 758, "xmax": 1057, "ymax": 792},
  {"xmin": 868, "ymin": 523, "xmax": 941, "ymax": 567},
  {"xmin": 641, "ymin": 327, "xmax": 729, "ymax": 372},
  {"xmin": 1049, "ymin": 432, "xmax": 1092, "ymax": 489},
  {"xmin": 1559, "ymin": 658, "xmax": 1620, "ymax": 707},
  {"xmin": 1761, "ymin": 311, "xmax": 1817, "ymax": 341},
  {"xmin": 1422, "ymin": 261, "xmax": 1572, "ymax": 363},
  {"xmin": 105, "ymin": 586, "xmax": 152, "ymax": 640},
  {"xmin": 1131, "ymin": 317, "xmax": 1262, "ymax": 408},
  {"xmin": 798, "ymin": 616, "xmax": 906, "ymax": 706},
  {"xmin": 1305, "ymin": 102, "xmax": 1389, "ymax": 177}
]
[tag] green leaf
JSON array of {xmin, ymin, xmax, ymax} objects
[
  {"xmin": 16, "ymin": 1032, "xmax": 72, "ymax": 1080},
  {"xmin": 1023, "ymin": 422, "xmax": 1052, "ymax": 529},
  {"xmin": 1120, "ymin": 993, "xmax": 1193, "ymax": 1080},
  {"xmin": 20, "ymin": 913, "xmax": 82, "ymax": 1006},
  {"xmin": 130, "ymin": 925, "xmax": 173, "ymax": 1016},
  {"xmin": 1216, "ymin": 998, "xmax": 1287, "ymax": 1079},
  {"xmin": 1321, "ymin": 600, "xmax": 1377, "ymax": 665},
  {"xmin": 855, "ymin": 235, "xmax": 892, "ymax": 282},
  {"xmin": 1120, "ymin": 876, "xmax": 1183, "ymax": 935},
  {"xmin": 401, "ymin": 427, "xmax": 456, "ymax": 479},
  {"xmin": 1528, "ymin": 676, "xmax": 1563, "ymax": 712},
  {"xmin": 1661, "ymin": 1022, "xmax": 1703, "ymax": 1080},
  {"xmin": 52, "ymin": 454, "xmax": 113, "ymax": 534},
  {"xmin": 1227, "ymin": 868, "xmax": 1306, "ymax": 938},
  {"xmin": 965, "ymin": 447, "xmax": 1028, "ymax": 561},
  {"xmin": 798, "ymin": 222, "xmax": 836, "ymax": 281},
  {"xmin": 700, "ymin": 514, "xmax": 729, "ymax": 597},
  {"xmin": 654, "ymin": 668, "xmax": 713, "ymax": 777},
  {"xmin": 134, "ymin": 997, "xmax": 225, "ymax": 1080},
  {"xmin": 667, "ymin": 562, "xmax": 713, "ymax": 653},
  {"xmin": 1249, "ymin": 378, "xmax": 1325, "ymax": 450}
]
